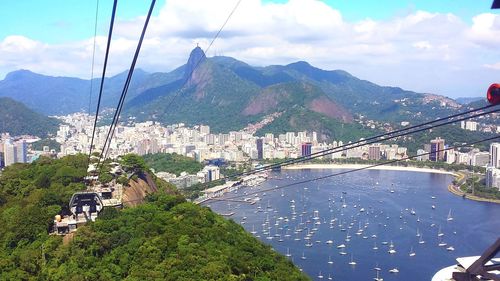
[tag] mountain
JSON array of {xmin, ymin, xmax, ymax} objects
[
  {"xmin": 1, "ymin": 47, "xmax": 474, "ymax": 141},
  {"xmin": 0, "ymin": 69, "xmax": 151, "ymax": 115},
  {"xmin": 0, "ymin": 97, "xmax": 59, "ymax": 137}
]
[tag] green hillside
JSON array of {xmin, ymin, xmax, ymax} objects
[
  {"xmin": 143, "ymin": 153, "xmax": 204, "ymax": 176},
  {"xmin": 0, "ymin": 154, "xmax": 308, "ymax": 280},
  {"xmin": 0, "ymin": 97, "xmax": 59, "ymax": 137}
]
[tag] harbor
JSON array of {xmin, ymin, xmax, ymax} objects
[{"xmin": 206, "ymin": 168, "xmax": 500, "ymax": 281}]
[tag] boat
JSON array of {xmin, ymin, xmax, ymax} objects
[
  {"xmin": 432, "ymin": 205, "xmax": 436, "ymax": 209},
  {"xmin": 447, "ymin": 209, "xmax": 454, "ymax": 221},
  {"xmin": 301, "ymin": 251, "xmax": 306, "ymax": 260},
  {"xmin": 410, "ymin": 208, "xmax": 416, "ymax": 215},
  {"xmin": 409, "ymin": 246, "xmax": 416, "ymax": 257},
  {"xmin": 374, "ymin": 269, "xmax": 384, "ymax": 281},
  {"xmin": 419, "ymin": 235, "xmax": 425, "ymax": 244},
  {"xmin": 337, "ymin": 244, "xmax": 346, "ymax": 249},
  {"xmin": 286, "ymin": 248, "xmax": 291, "ymax": 257},
  {"xmin": 328, "ymin": 273, "xmax": 333, "ymax": 280},
  {"xmin": 326, "ymin": 240, "xmax": 333, "ymax": 245},
  {"xmin": 446, "ymin": 246, "xmax": 455, "ymax": 251},
  {"xmin": 328, "ymin": 255, "xmax": 333, "ymax": 264},
  {"xmin": 389, "ymin": 268, "xmax": 399, "ymax": 273},
  {"xmin": 388, "ymin": 241, "xmax": 397, "ymax": 254},
  {"xmin": 318, "ymin": 271, "xmax": 324, "ymax": 279},
  {"xmin": 348, "ymin": 254, "xmax": 356, "ymax": 266},
  {"xmin": 373, "ymin": 241, "xmax": 379, "ymax": 250},
  {"xmin": 438, "ymin": 226, "xmax": 444, "ymax": 237}
]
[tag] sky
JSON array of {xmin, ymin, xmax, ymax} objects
[{"xmin": 0, "ymin": 0, "xmax": 499, "ymax": 98}]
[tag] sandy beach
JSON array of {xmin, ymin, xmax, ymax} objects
[{"xmin": 282, "ymin": 163, "xmax": 457, "ymax": 176}]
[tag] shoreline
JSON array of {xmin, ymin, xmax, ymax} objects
[
  {"xmin": 282, "ymin": 163, "xmax": 457, "ymax": 176},
  {"xmin": 282, "ymin": 163, "xmax": 500, "ymax": 204}
]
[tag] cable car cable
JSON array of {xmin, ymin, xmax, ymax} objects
[{"xmin": 88, "ymin": 0, "xmax": 118, "ymax": 163}]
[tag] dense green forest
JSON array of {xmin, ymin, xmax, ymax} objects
[
  {"xmin": 0, "ymin": 154, "xmax": 307, "ymax": 280},
  {"xmin": 0, "ymin": 97, "xmax": 60, "ymax": 137},
  {"xmin": 143, "ymin": 153, "xmax": 204, "ymax": 176}
]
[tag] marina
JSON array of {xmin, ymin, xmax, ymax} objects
[{"xmin": 207, "ymin": 168, "xmax": 500, "ymax": 281}]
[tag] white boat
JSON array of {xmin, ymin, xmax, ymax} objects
[
  {"xmin": 432, "ymin": 205, "xmax": 436, "ymax": 210},
  {"xmin": 301, "ymin": 251, "xmax": 306, "ymax": 260},
  {"xmin": 374, "ymin": 270, "xmax": 384, "ymax": 281},
  {"xmin": 348, "ymin": 254, "xmax": 356, "ymax": 266},
  {"xmin": 388, "ymin": 241, "xmax": 397, "ymax": 254},
  {"xmin": 410, "ymin": 208, "xmax": 416, "ymax": 215},
  {"xmin": 438, "ymin": 226, "xmax": 444, "ymax": 237},
  {"xmin": 328, "ymin": 273, "xmax": 333, "ymax": 280},
  {"xmin": 418, "ymin": 235, "xmax": 425, "ymax": 244},
  {"xmin": 318, "ymin": 271, "xmax": 324, "ymax": 279},
  {"xmin": 389, "ymin": 268, "xmax": 399, "ymax": 273},
  {"xmin": 328, "ymin": 255, "xmax": 333, "ymax": 264},
  {"xmin": 286, "ymin": 248, "xmax": 291, "ymax": 257},
  {"xmin": 326, "ymin": 240, "xmax": 333, "ymax": 245},
  {"xmin": 446, "ymin": 246, "xmax": 455, "ymax": 251},
  {"xmin": 409, "ymin": 246, "xmax": 416, "ymax": 257},
  {"xmin": 373, "ymin": 241, "xmax": 379, "ymax": 250},
  {"xmin": 337, "ymin": 244, "xmax": 346, "ymax": 249},
  {"xmin": 447, "ymin": 209, "xmax": 454, "ymax": 221}
]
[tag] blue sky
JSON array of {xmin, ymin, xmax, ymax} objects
[
  {"xmin": 0, "ymin": 1, "xmax": 493, "ymax": 44},
  {"xmin": 0, "ymin": 0, "xmax": 499, "ymax": 98}
]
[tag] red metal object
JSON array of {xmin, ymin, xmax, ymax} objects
[{"xmin": 487, "ymin": 83, "xmax": 500, "ymax": 105}]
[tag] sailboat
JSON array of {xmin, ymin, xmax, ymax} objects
[
  {"xmin": 301, "ymin": 251, "xmax": 306, "ymax": 260},
  {"xmin": 285, "ymin": 248, "xmax": 291, "ymax": 257},
  {"xmin": 418, "ymin": 234, "xmax": 425, "ymax": 244},
  {"xmin": 438, "ymin": 226, "xmax": 444, "ymax": 237},
  {"xmin": 317, "ymin": 271, "xmax": 324, "ymax": 279},
  {"xmin": 388, "ymin": 241, "xmax": 397, "ymax": 254},
  {"xmin": 328, "ymin": 255, "xmax": 333, "ymax": 264},
  {"xmin": 409, "ymin": 246, "xmax": 416, "ymax": 257},
  {"xmin": 447, "ymin": 209, "xmax": 454, "ymax": 221},
  {"xmin": 348, "ymin": 254, "xmax": 356, "ymax": 266},
  {"xmin": 416, "ymin": 228, "xmax": 421, "ymax": 237},
  {"xmin": 328, "ymin": 273, "xmax": 333, "ymax": 280},
  {"xmin": 373, "ymin": 241, "xmax": 379, "ymax": 250},
  {"xmin": 374, "ymin": 269, "xmax": 384, "ymax": 281},
  {"xmin": 250, "ymin": 224, "xmax": 257, "ymax": 235}
]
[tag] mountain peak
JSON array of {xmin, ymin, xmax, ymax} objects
[
  {"xmin": 184, "ymin": 46, "xmax": 206, "ymax": 81},
  {"xmin": 4, "ymin": 69, "xmax": 38, "ymax": 81}
]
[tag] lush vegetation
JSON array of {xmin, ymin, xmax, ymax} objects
[
  {"xmin": 460, "ymin": 176, "xmax": 500, "ymax": 200},
  {"xmin": 31, "ymin": 138, "xmax": 61, "ymax": 152},
  {"xmin": 257, "ymin": 107, "xmax": 375, "ymax": 142},
  {"xmin": 0, "ymin": 97, "xmax": 59, "ymax": 137},
  {"xmin": 0, "ymin": 153, "xmax": 307, "ymax": 280},
  {"xmin": 143, "ymin": 153, "xmax": 204, "ymax": 176}
]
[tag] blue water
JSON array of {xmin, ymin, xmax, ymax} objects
[{"xmin": 206, "ymin": 169, "xmax": 500, "ymax": 281}]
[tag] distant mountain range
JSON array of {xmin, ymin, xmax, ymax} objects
[
  {"xmin": 0, "ymin": 47, "xmax": 487, "ymax": 141},
  {"xmin": 0, "ymin": 97, "xmax": 59, "ymax": 137}
]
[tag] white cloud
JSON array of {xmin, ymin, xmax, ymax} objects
[
  {"xmin": 484, "ymin": 62, "xmax": 500, "ymax": 70},
  {"xmin": 0, "ymin": 0, "xmax": 499, "ymax": 98}
]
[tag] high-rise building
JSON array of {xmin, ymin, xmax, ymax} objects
[
  {"xmin": 490, "ymin": 143, "xmax": 500, "ymax": 168},
  {"xmin": 301, "ymin": 142, "xmax": 312, "ymax": 158},
  {"xmin": 486, "ymin": 166, "xmax": 500, "ymax": 190},
  {"xmin": 3, "ymin": 140, "xmax": 16, "ymax": 167},
  {"xmin": 368, "ymin": 144, "xmax": 381, "ymax": 160},
  {"xmin": 430, "ymin": 138, "xmax": 445, "ymax": 161},
  {"xmin": 256, "ymin": 138, "xmax": 264, "ymax": 160},
  {"xmin": 15, "ymin": 140, "xmax": 27, "ymax": 163}
]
